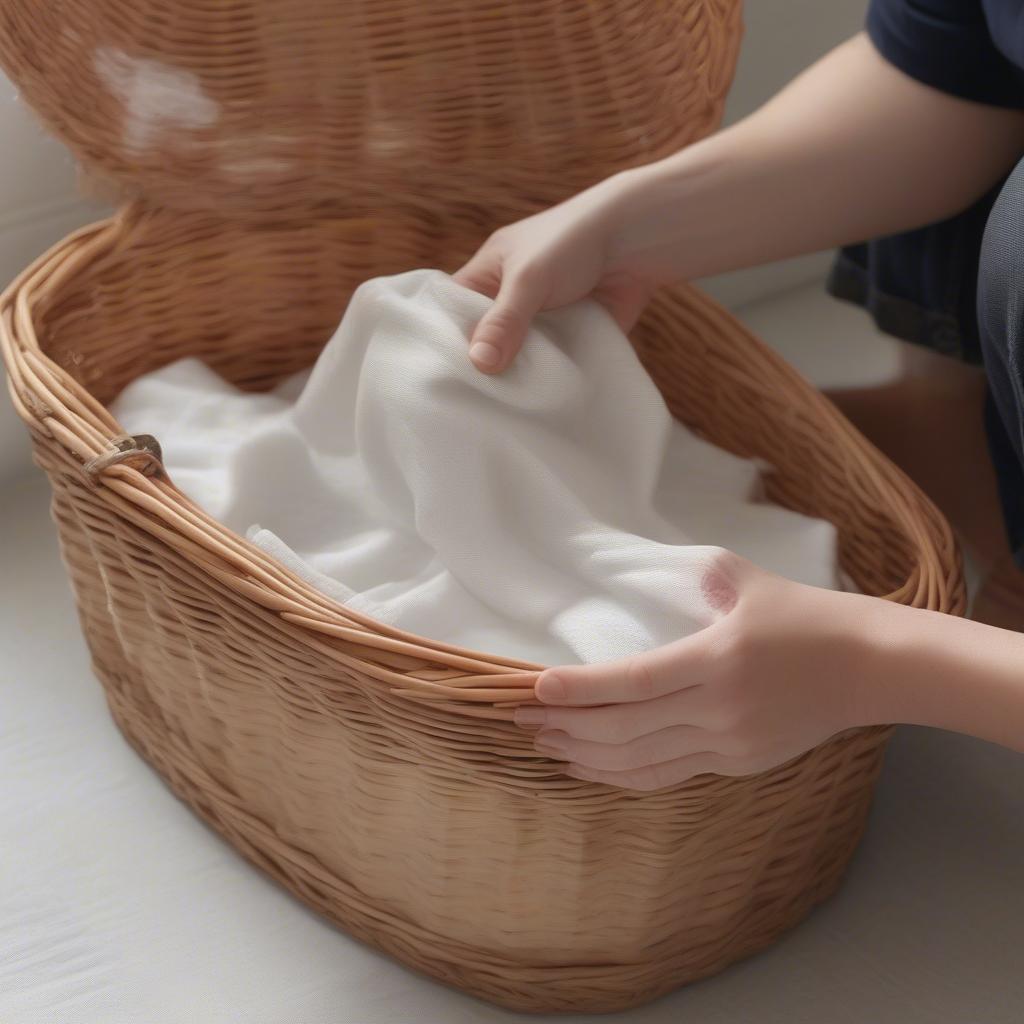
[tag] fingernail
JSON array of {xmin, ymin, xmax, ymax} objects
[
  {"xmin": 469, "ymin": 341, "xmax": 501, "ymax": 368},
  {"xmin": 514, "ymin": 707, "xmax": 547, "ymax": 729},
  {"xmin": 537, "ymin": 672, "xmax": 565, "ymax": 703}
]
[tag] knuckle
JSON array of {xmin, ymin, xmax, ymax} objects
[
  {"xmin": 706, "ymin": 546, "xmax": 745, "ymax": 576},
  {"xmin": 540, "ymin": 708, "xmax": 569, "ymax": 734},
  {"xmin": 555, "ymin": 707, "xmax": 591, "ymax": 740},
  {"xmin": 709, "ymin": 688, "xmax": 746, "ymax": 732},
  {"xmin": 593, "ymin": 708, "xmax": 633, "ymax": 745},
  {"xmin": 557, "ymin": 708, "xmax": 587, "ymax": 734},
  {"xmin": 625, "ymin": 657, "xmax": 656, "ymax": 700},
  {"xmin": 510, "ymin": 261, "xmax": 544, "ymax": 289},
  {"xmin": 484, "ymin": 305, "xmax": 526, "ymax": 331},
  {"xmin": 700, "ymin": 547, "xmax": 744, "ymax": 614},
  {"xmin": 488, "ymin": 226, "xmax": 511, "ymax": 247},
  {"xmin": 717, "ymin": 618, "xmax": 756, "ymax": 674}
]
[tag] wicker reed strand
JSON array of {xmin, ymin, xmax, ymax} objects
[
  {"xmin": 0, "ymin": 0, "xmax": 741, "ymax": 222},
  {"xmin": 1, "ymin": 204, "xmax": 963, "ymax": 1012}
]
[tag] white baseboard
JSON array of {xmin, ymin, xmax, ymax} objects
[{"xmin": 699, "ymin": 252, "xmax": 832, "ymax": 310}]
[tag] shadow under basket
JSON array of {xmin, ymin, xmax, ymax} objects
[{"xmin": 1, "ymin": 205, "xmax": 964, "ymax": 1014}]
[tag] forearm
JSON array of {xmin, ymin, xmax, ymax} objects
[
  {"xmin": 852, "ymin": 594, "xmax": 1024, "ymax": 752},
  {"xmin": 602, "ymin": 33, "xmax": 1024, "ymax": 282}
]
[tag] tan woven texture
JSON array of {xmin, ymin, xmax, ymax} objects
[
  {"xmin": 0, "ymin": 1, "xmax": 965, "ymax": 1014},
  {"xmin": 0, "ymin": 0, "xmax": 741, "ymax": 221}
]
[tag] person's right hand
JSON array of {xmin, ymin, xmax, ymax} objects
[{"xmin": 452, "ymin": 175, "xmax": 658, "ymax": 374}]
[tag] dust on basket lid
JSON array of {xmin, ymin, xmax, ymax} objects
[{"xmin": 0, "ymin": 0, "xmax": 742, "ymax": 220}]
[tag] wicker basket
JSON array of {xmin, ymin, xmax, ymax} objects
[
  {"xmin": 0, "ymin": 0, "xmax": 741, "ymax": 221},
  {"xmin": 1, "ymin": 204, "xmax": 964, "ymax": 1012},
  {"xmin": 0, "ymin": 0, "xmax": 964, "ymax": 1015}
]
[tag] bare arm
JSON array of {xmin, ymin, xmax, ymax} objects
[
  {"xmin": 863, "ymin": 590, "xmax": 1024, "ymax": 752},
  {"xmin": 609, "ymin": 32, "xmax": 1024, "ymax": 280},
  {"xmin": 456, "ymin": 32, "xmax": 1024, "ymax": 372}
]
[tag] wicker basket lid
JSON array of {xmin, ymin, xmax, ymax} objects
[{"xmin": 0, "ymin": 0, "xmax": 741, "ymax": 220}]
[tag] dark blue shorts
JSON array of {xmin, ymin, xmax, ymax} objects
[
  {"xmin": 977, "ymin": 154, "xmax": 1024, "ymax": 566},
  {"xmin": 829, "ymin": 157, "xmax": 1024, "ymax": 566}
]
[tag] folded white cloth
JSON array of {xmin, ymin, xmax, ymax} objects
[{"xmin": 111, "ymin": 270, "xmax": 839, "ymax": 665}]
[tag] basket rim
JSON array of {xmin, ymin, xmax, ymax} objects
[{"xmin": 0, "ymin": 206, "xmax": 965, "ymax": 719}]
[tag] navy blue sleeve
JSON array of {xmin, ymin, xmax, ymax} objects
[{"xmin": 867, "ymin": 0, "xmax": 1024, "ymax": 108}]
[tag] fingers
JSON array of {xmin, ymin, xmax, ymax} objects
[
  {"xmin": 452, "ymin": 251, "xmax": 501, "ymax": 299},
  {"xmin": 453, "ymin": 250, "xmax": 542, "ymax": 373},
  {"xmin": 465, "ymin": 269, "xmax": 546, "ymax": 374},
  {"xmin": 563, "ymin": 751, "xmax": 730, "ymax": 792},
  {"xmin": 533, "ymin": 724, "xmax": 706, "ymax": 772},
  {"xmin": 515, "ymin": 685, "xmax": 708, "ymax": 744},
  {"xmin": 534, "ymin": 636, "xmax": 706, "ymax": 707},
  {"xmin": 454, "ymin": 249, "xmax": 544, "ymax": 372}
]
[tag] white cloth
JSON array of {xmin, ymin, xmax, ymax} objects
[{"xmin": 111, "ymin": 270, "xmax": 839, "ymax": 665}]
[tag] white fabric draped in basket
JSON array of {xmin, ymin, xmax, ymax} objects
[{"xmin": 111, "ymin": 269, "xmax": 839, "ymax": 666}]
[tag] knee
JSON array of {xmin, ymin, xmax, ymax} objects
[{"xmin": 978, "ymin": 156, "xmax": 1024, "ymax": 343}]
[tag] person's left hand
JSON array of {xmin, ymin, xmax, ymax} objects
[{"xmin": 514, "ymin": 550, "xmax": 882, "ymax": 790}]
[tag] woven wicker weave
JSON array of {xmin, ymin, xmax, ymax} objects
[
  {"xmin": 0, "ymin": 0, "xmax": 965, "ymax": 1014},
  {"xmin": 0, "ymin": 0, "xmax": 741, "ymax": 221}
]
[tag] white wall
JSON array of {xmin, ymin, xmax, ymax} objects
[
  {"xmin": 0, "ymin": 2, "xmax": 867, "ymax": 484},
  {"xmin": 0, "ymin": 74, "xmax": 106, "ymax": 483},
  {"xmin": 700, "ymin": 0, "xmax": 868, "ymax": 306}
]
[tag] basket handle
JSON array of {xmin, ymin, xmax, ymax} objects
[{"xmin": 83, "ymin": 433, "xmax": 165, "ymax": 482}]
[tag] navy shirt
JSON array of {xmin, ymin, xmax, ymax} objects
[
  {"xmin": 829, "ymin": 0, "xmax": 1024, "ymax": 364},
  {"xmin": 868, "ymin": 0, "xmax": 1024, "ymax": 108}
]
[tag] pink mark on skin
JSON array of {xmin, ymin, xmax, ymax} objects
[{"xmin": 701, "ymin": 564, "xmax": 738, "ymax": 614}]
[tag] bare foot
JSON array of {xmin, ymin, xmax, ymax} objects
[{"xmin": 826, "ymin": 340, "xmax": 1007, "ymax": 571}]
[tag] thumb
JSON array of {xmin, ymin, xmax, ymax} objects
[
  {"xmin": 467, "ymin": 270, "xmax": 545, "ymax": 374},
  {"xmin": 452, "ymin": 249, "xmax": 501, "ymax": 299},
  {"xmin": 535, "ymin": 629, "xmax": 714, "ymax": 707}
]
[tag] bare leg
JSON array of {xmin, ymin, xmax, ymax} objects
[{"xmin": 825, "ymin": 339, "xmax": 1024, "ymax": 627}]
